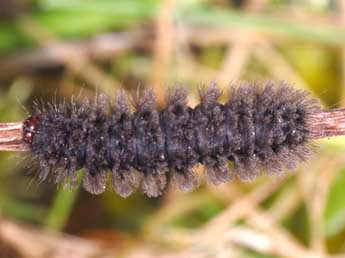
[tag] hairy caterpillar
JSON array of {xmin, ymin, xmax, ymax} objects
[{"xmin": 22, "ymin": 81, "xmax": 320, "ymax": 197}]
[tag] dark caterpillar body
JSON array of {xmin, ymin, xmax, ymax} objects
[{"xmin": 26, "ymin": 82, "xmax": 320, "ymax": 197}]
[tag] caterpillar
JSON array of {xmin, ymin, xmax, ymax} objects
[{"xmin": 21, "ymin": 81, "xmax": 321, "ymax": 198}]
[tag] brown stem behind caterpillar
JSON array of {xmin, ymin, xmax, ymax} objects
[
  {"xmin": 0, "ymin": 122, "xmax": 29, "ymax": 151},
  {"xmin": 1, "ymin": 109, "xmax": 345, "ymax": 152},
  {"xmin": 308, "ymin": 109, "xmax": 345, "ymax": 139}
]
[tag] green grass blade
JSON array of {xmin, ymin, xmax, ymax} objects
[{"xmin": 45, "ymin": 170, "xmax": 84, "ymax": 231}]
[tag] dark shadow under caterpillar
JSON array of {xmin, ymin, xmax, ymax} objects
[{"xmin": 24, "ymin": 81, "xmax": 320, "ymax": 197}]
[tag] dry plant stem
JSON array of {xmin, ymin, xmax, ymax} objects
[
  {"xmin": 150, "ymin": 0, "xmax": 176, "ymax": 106},
  {"xmin": 0, "ymin": 122, "xmax": 28, "ymax": 151},
  {"xmin": 0, "ymin": 31, "xmax": 149, "ymax": 79},
  {"xmin": 0, "ymin": 219, "xmax": 110, "ymax": 258},
  {"xmin": 0, "ymin": 109, "xmax": 344, "ymax": 152},
  {"xmin": 308, "ymin": 109, "xmax": 345, "ymax": 138},
  {"xmin": 253, "ymin": 39, "xmax": 311, "ymax": 93},
  {"xmin": 17, "ymin": 17, "xmax": 122, "ymax": 94},
  {"xmin": 216, "ymin": 31, "xmax": 253, "ymax": 85}
]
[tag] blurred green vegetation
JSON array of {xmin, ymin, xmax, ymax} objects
[{"xmin": 0, "ymin": 0, "xmax": 345, "ymax": 257}]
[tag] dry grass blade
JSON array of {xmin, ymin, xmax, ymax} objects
[{"xmin": 0, "ymin": 219, "xmax": 112, "ymax": 258}]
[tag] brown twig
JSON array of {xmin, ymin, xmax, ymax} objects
[
  {"xmin": 308, "ymin": 109, "xmax": 345, "ymax": 139},
  {"xmin": 0, "ymin": 122, "xmax": 28, "ymax": 151},
  {"xmin": 0, "ymin": 109, "xmax": 345, "ymax": 152}
]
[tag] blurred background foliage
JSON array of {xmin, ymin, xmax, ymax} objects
[{"xmin": 0, "ymin": 0, "xmax": 345, "ymax": 257}]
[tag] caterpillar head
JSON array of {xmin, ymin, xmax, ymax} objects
[{"xmin": 23, "ymin": 115, "xmax": 41, "ymax": 144}]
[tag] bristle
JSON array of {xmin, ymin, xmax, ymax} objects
[
  {"xmin": 28, "ymin": 81, "xmax": 320, "ymax": 197},
  {"xmin": 112, "ymin": 168, "xmax": 141, "ymax": 197},
  {"xmin": 172, "ymin": 169, "xmax": 201, "ymax": 192},
  {"xmin": 83, "ymin": 170, "xmax": 106, "ymax": 194}
]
